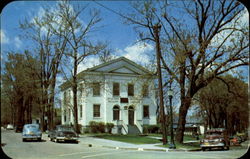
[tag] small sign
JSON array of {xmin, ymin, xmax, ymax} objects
[{"xmin": 120, "ymin": 98, "xmax": 128, "ymax": 103}]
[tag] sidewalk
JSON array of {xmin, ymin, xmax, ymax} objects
[{"xmin": 78, "ymin": 135, "xmax": 189, "ymax": 152}]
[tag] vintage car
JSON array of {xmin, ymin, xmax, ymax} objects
[
  {"xmin": 22, "ymin": 124, "xmax": 42, "ymax": 142},
  {"xmin": 200, "ymin": 128, "xmax": 230, "ymax": 151},
  {"xmin": 48, "ymin": 125, "xmax": 78, "ymax": 143},
  {"xmin": 6, "ymin": 124, "xmax": 14, "ymax": 130}
]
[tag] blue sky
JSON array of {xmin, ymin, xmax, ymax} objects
[{"xmin": 1, "ymin": 1, "xmax": 154, "ymax": 65}]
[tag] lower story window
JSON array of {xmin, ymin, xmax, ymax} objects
[{"xmin": 93, "ymin": 104, "xmax": 100, "ymax": 117}]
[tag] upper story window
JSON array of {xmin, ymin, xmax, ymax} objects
[
  {"xmin": 128, "ymin": 83, "xmax": 134, "ymax": 96},
  {"xmin": 142, "ymin": 84, "xmax": 149, "ymax": 97},
  {"xmin": 79, "ymin": 83, "xmax": 83, "ymax": 97},
  {"xmin": 113, "ymin": 82, "xmax": 120, "ymax": 96},
  {"xmin": 143, "ymin": 105, "xmax": 149, "ymax": 118},
  {"xmin": 79, "ymin": 104, "xmax": 82, "ymax": 118},
  {"xmin": 93, "ymin": 82, "xmax": 100, "ymax": 96},
  {"xmin": 63, "ymin": 92, "xmax": 67, "ymax": 105},
  {"xmin": 93, "ymin": 104, "xmax": 100, "ymax": 117}
]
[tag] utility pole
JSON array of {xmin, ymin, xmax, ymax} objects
[{"xmin": 153, "ymin": 24, "xmax": 167, "ymax": 145}]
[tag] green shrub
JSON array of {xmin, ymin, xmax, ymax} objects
[
  {"xmin": 89, "ymin": 121, "xmax": 98, "ymax": 133},
  {"xmin": 143, "ymin": 125, "xmax": 149, "ymax": 134},
  {"xmin": 98, "ymin": 122, "xmax": 105, "ymax": 133},
  {"xmin": 106, "ymin": 123, "xmax": 114, "ymax": 134},
  {"xmin": 147, "ymin": 125, "xmax": 160, "ymax": 133},
  {"xmin": 89, "ymin": 121, "xmax": 105, "ymax": 133}
]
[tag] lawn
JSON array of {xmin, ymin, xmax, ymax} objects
[{"xmin": 93, "ymin": 134, "xmax": 161, "ymax": 144}]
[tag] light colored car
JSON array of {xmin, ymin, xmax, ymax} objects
[
  {"xmin": 22, "ymin": 124, "xmax": 42, "ymax": 142},
  {"xmin": 6, "ymin": 124, "xmax": 14, "ymax": 130},
  {"xmin": 200, "ymin": 128, "xmax": 230, "ymax": 151}
]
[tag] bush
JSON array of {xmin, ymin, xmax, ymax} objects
[
  {"xmin": 143, "ymin": 125, "xmax": 149, "ymax": 134},
  {"xmin": 98, "ymin": 122, "xmax": 105, "ymax": 133},
  {"xmin": 106, "ymin": 123, "xmax": 114, "ymax": 134},
  {"xmin": 147, "ymin": 125, "xmax": 160, "ymax": 133},
  {"xmin": 89, "ymin": 121, "xmax": 105, "ymax": 133},
  {"xmin": 89, "ymin": 121, "xmax": 98, "ymax": 133},
  {"xmin": 83, "ymin": 127, "xmax": 90, "ymax": 133}
]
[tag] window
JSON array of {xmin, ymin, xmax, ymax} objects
[
  {"xmin": 113, "ymin": 83, "xmax": 120, "ymax": 96},
  {"xmin": 79, "ymin": 105, "xmax": 82, "ymax": 118},
  {"xmin": 143, "ymin": 105, "xmax": 149, "ymax": 118},
  {"xmin": 113, "ymin": 105, "xmax": 120, "ymax": 120},
  {"xmin": 93, "ymin": 104, "xmax": 100, "ymax": 117},
  {"xmin": 128, "ymin": 84, "xmax": 134, "ymax": 96},
  {"xmin": 63, "ymin": 92, "xmax": 67, "ymax": 105},
  {"xmin": 93, "ymin": 83, "xmax": 100, "ymax": 96},
  {"xmin": 142, "ymin": 84, "xmax": 149, "ymax": 97},
  {"xmin": 79, "ymin": 83, "xmax": 83, "ymax": 97}
]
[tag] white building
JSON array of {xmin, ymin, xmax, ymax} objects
[{"xmin": 60, "ymin": 57, "xmax": 157, "ymax": 134}]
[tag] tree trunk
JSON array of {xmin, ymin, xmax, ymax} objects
[
  {"xmin": 175, "ymin": 96, "xmax": 192, "ymax": 143},
  {"xmin": 73, "ymin": 52, "xmax": 79, "ymax": 133}
]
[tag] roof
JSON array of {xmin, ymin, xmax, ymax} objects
[{"xmin": 60, "ymin": 56, "xmax": 155, "ymax": 90}]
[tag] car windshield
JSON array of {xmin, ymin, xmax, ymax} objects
[{"xmin": 25, "ymin": 125, "xmax": 39, "ymax": 130}]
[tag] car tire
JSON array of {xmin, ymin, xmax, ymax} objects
[
  {"xmin": 202, "ymin": 147, "xmax": 206, "ymax": 151},
  {"xmin": 22, "ymin": 138, "xmax": 26, "ymax": 142},
  {"xmin": 38, "ymin": 138, "xmax": 41, "ymax": 141}
]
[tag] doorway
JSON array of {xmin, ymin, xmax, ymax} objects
[{"xmin": 128, "ymin": 106, "xmax": 134, "ymax": 125}]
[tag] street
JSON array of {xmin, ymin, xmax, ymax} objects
[{"xmin": 1, "ymin": 129, "xmax": 248, "ymax": 159}]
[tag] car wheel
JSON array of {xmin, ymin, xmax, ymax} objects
[
  {"xmin": 22, "ymin": 138, "xmax": 26, "ymax": 142},
  {"xmin": 38, "ymin": 138, "xmax": 41, "ymax": 141},
  {"xmin": 202, "ymin": 147, "xmax": 206, "ymax": 151},
  {"xmin": 55, "ymin": 138, "xmax": 59, "ymax": 143}
]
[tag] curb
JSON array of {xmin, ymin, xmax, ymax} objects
[{"xmin": 101, "ymin": 145, "xmax": 194, "ymax": 152}]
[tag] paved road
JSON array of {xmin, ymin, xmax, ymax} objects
[{"xmin": 1, "ymin": 129, "xmax": 248, "ymax": 159}]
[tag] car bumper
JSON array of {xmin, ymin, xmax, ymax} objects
[
  {"xmin": 56, "ymin": 136, "xmax": 78, "ymax": 141},
  {"xmin": 200, "ymin": 142, "xmax": 225, "ymax": 147},
  {"xmin": 23, "ymin": 134, "xmax": 42, "ymax": 139}
]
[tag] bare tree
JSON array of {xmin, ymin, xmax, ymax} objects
[
  {"xmin": 54, "ymin": 1, "xmax": 106, "ymax": 133},
  {"xmin": 117, "ymin": 0, "xmax": 248, "ymax": 143}
]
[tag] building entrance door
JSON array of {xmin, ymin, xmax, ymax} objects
[{"xmin": 128, "ymin": 106, "xmax": 134, "ymax": 125}]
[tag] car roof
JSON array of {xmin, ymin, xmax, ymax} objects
[
  {"xmin": 207, "ymin": 128, "xmax": 225, "ymax": 132},
  {"xmin": 24, "ymin": 124, "xmax": 39, "ymax": 127}
]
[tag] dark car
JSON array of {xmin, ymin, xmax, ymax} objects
[
  {"xmin": 22, "ymin": 124, "xmax": 42, "ymax": 142},
  {"xmin": 48, "ymin": 125, "xmax": 78, "ymax": 143},
  {"xmin": 200, "ymin": 128, "xmax": 230, "ymax": 151},
  {"xmin": 15, "ymin": 124, "xmax": 23, "ymax": 133}
]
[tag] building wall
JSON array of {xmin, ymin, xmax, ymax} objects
[{"xmin": 61, "ymin": 73, "xmax": 157, "ymax": 128}]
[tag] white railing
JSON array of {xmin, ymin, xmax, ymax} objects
[
  {"xmin": 136, "ymin": 120, "xmax": 143, "ymax": 133},
  {"xmin": 121, "ymin": 120, "xmax": 128, "ymax": 134}
]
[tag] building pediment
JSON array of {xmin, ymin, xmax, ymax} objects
[{"xmin": 84, "ymin": 57, "xmax": 152, "ymax": 75}]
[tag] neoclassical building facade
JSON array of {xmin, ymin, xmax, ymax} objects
[{"xmin": 60, "ymin": 57, "xmax": 157, "ymax": 134}]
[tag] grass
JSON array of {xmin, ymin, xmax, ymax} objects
[
  {"xmin": 147, "ymin": 133, "xmax": 200, "ymax": 142},
  {"xmin": 93, "ymin": 134, "xmax": 161, "ymax": 144}
]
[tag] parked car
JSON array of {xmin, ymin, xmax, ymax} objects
[
  {"xmin": 22, "ymin": 124, "xmax": 42, "ymax": 142},
  {"xmin": 6, "ymin": 124, "xmax": 14, "ymax": 130},
  {"xmin": 229, "ymin": 136, "xmax": 241, "ymax": 146},
  {"xmin": 15, "ymin": 124, "xmax": 23, "ymax": 133},
  {"xmin": 48, "ymin": 125, "xmax": 78, "ymax": 143},
  {"xmin": 200, "ymin": 128, "xmax": 230, "ymax": 151}
]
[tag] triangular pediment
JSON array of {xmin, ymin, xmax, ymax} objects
[
  {"xmin": 84, "ymin": 57, "xmax": 152, "ymax": 75},
  {"xmin": 109, "ymin": 66, "xmax": 139, "ymax": 74}
]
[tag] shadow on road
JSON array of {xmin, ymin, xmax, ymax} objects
[{"xmin": 23, "ymin": 139, "xmax": 47, "ymax": 142}]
